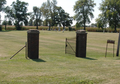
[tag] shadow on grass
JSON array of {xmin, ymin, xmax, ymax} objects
[
  {"xmin": 32, "ymin": 59, "xmax": 46, "ymax": 62},
  {"xmin": 77, "ymin": 57, "xmax": 97, "ymax": 60}
]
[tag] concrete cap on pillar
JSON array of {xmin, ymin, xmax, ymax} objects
[
  {"xmin": 27, "ymin": 29, "xmax": 40, "ymax": 34},
  {"xmin": 76, "ymin": 30, "xmax": 87, "ymax": 34}
]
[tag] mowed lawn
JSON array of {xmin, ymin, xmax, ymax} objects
[{"xmin": 0, "ymin": 30, "xmax": 120, "ymax": 84}]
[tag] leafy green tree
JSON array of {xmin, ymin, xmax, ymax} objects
[
  {"xmin": 73, "ymin": 0, "xmax": 96, "ymax": 30},
  {"xmin": 28, "ymin": 12, "xmax": 34, "ymax": 26},
  {"xmin": 40, "ymin": 0, "xmax": 72, "ymax": 30},
  {"xmin": 28, "ymin": 18, "xmax": 33, "ymax": 26},
  {"xmin": 0, "ymin": 0, "xmax": 6, "ymax": 12},
  {"xmin": 41, "ymin": 0, "xmax": 57, "ymax": 30},
  {"xmin": 46, "ymin": 0, "xmax": 52, "ymax": 27},
  {"xmin": 2, "ymin": 20, "xmax": 6, "ymax": 25},
  {"xmin": 33, "ymin": 6, "xmax": 42, "ymax": 29},
  {"xmin": 2, "ymin": 20, "xmax": 12, "ymax": 25},
  {"xmin": 99, "ymin": 0, "xmax": 120, "ymax": 32},
  {"xmin": 8, "ymin": 20, "xmax": 12, "ymax": 25},
  {"xmin": 51, "ymin": 0, "xmax": 57, "ymax": 26},
  {"xmin": 55, "ymin": 6, "xmax": 62, "ymax": 24},
  {"xmin": 76, "ymin": 22, "xmax": 81, "ymax": 29},
  {"xmin": 4, "ymin": 6, "xmax": 14, "ymax": 23},
  {"xmin": 118, "ymin": 23, "xmax": 120, "ymax": 28},
  {"xmin": 2, "ymin": 16, "xmax": 9, "ymax": 30},
  {"xmin": 55, "ymin": 6, "xmax": 73, "ymax": 30},
  {"xmin": 91, "ymin": 23, "xmax": 97, "ymax": 27},
  {"xmin": 0, "ymin": 0, "xmax": 6, "ymax": 31},
  {"xmin": 61, "ymin": 13, "xmax": 73, "ymax": 29},
  {"xmin": 33, "ymin": 19, "xmax": 43, "ymax": 26},
  {"xmin": 65, "ymin": 16, "xmax": 73, "ymax": 27},
  {"xmin": 96, "ymin": 14, "xmax": 107, "ymax": 30},
  {"xmin": 5, "ymin": 0, "xmax": 29, "ymax": 30},
  {"xmin": 41, "ymin": 2, "xmax": 50, "ymax": 26}
]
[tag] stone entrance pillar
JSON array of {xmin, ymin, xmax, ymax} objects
[
  {"xmin": 27, "ymin": 29, "xmax": 40, "ymax": 59},
  {"xmin": 76, "ymin": 30, "xmax": 87, "ymax": 58}
]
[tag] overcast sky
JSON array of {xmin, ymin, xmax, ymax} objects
[{"xmin": 1, "ymin": 0, "xmax": 102, "ymax": 25}]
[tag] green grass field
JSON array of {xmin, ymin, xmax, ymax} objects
[{"xmin": 0, "ymin": 30, "xmax": 120, "ymax": 84}]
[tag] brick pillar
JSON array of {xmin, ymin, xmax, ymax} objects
[
  {"xmin": 76, "ymin": 30, "xmax": 87, "ymax": 58},
  {"xmin": 27, "ymin": 29, "xmax": 40, "ymax": 59}
]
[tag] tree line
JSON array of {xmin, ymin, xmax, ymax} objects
[
  {"xmin": 0, "ymin": 0, "xmax": 73, "ymax": 30},
  {"xmin": 0, "ymin": 0, "xmax": 120, "ymax": 32}
]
